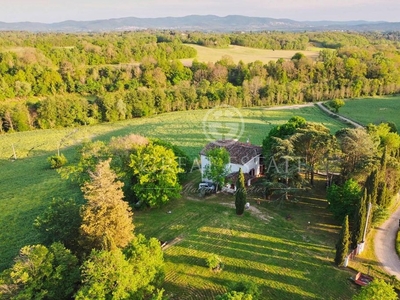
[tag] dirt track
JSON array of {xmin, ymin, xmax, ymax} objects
[
  {"xmin": 265, "ymin": 102, "xmax": 364, "ymax": 128},
  {"xmin": 263, "ymin": 103, "xmax": 315, "ymax": 110}
]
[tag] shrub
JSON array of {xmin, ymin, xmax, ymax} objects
[
  {"xmin": 206, "ymin": 253, "xmax": 222, "ymax": 271},
  {"xmin": 47, "ymin": 154, "xmax": 68, "ymax": 169},
  {"xmin": 327, "ymin": 179, "xmax": 361, "ymax": 222},
  {"xmin": 229, "ymin": 281, "xmax": 260, "ymax": 299},
  {"xmin": 215, "ymin": 291, "xmax": 252, "ymax": 300},
  {"xmin": 396, "ymin": 230, "xmax": 400, "ymax": 258},
  {"xmin": 328, "ymin": 99, "xmax": 345, "ymax": 113},
  {"xmin": 371, "ymin": 206, "xmax": 389, "ymax": 226},
  {"xmin": 353, "ymin": 279, "xmax": 397, "ymax": 300},
  {"xmin": 216, "ymin": 280, "xmax": 260, "ymax": 300}
]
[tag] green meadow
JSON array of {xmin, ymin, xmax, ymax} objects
[
  {"xmin": 0, "ymin": 105, "xmax": 345, "ymax": 162},
  {"xmin": 0, "ymin": 104, "xmax": 356, "ymax": 298},
  {"xmin": 340, "ymin": 96, "xmax": 400, "ymax": 128},
  {"xmin": 135, "ymin": 178, "xmax": 358, "ymax": 299}
]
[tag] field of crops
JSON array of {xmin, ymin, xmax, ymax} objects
[
  {"xmin": 181, "ymin": 44, "xmax": 321, "ymax": 65},
  {"xmin": 340, "ymin": 96, "xmax": 400, "ymax": 128}
]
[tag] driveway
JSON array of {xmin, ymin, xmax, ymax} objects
[
  {"xmin": 316, "ymin": 102, "xmax": 400, "ymax": 279},
  {"xmin": 315, "ymin": 102, "xmax": 363, "ymax": 128},
  {"xmin": 264, "ymin": 102, "xmax": 364, "ymax": 128},
  {"xmin": 374, "ymin": 201, "xmax": 400, "ymax": 280}
]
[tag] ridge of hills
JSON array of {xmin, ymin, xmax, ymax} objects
[{"xmin": 0, "ymin": 14, "xmax": 398, "ymax": 32}]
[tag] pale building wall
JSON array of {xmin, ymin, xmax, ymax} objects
[{"xmin": 201, "ymin": 154, "xmax": 262, "ymax": 183}]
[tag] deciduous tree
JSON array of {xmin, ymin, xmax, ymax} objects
[
  {"xmin": 353, "ymin": 279, "xmax": 397, "ymax": 300},
  {"xmin": 327, "ymin": 179, "xmax": 361, "ymax": 221},
  {"xmin": 328, "ymin": 99, "xmax": 345, "ymax": 113},
  {"xmin": 75, "ymin": 248, "xmax": 133, "ymax": 300},
  {"xmin": 0, "ymin": 243, "xmax": 80, "ymax": 300},
  {"xmin": 203, "ymin": 147, "xmax": 230, "ymax": 191},
  {"xmin": 34, "ymin": 198, "xmax": 82, "ymax": 253},
  {"xmin": 76, "ymin": 234, "xmax": 164, "ymax": 300},
  {"xmin": 130, "ymin": 144, "xmax": 182, "ymax": 207}
]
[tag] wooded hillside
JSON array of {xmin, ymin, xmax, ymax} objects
[{"xmin": 1, "ymin": 30, "xmax": 400, "ymax": 132}]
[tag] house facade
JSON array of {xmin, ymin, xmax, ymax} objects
[{"xmin": 200, "ymin": 139, "xmax": 263, "ymax": 187}]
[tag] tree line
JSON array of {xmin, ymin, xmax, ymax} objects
[
  {"xmin": 1, "ymin": 30, "xmax": 400, "ymax": 133},
  {"xmin": 0, "ymin": 32, "xmax": 400, "ymax": 132},
  {"xmin": 161, "ymin": 30, "xmax": 400, "ymax": 50}
]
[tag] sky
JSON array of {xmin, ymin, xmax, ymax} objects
[{"xmin": 1, "ymin": 0, "xmax": 399, "ymax": 23}]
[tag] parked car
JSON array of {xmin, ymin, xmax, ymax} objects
[{"xmin": 198, "ymin": 182, "xmax": 216, "ymax": 194}]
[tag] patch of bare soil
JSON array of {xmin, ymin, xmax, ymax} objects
[{"xmin": 220, "ymin": 202, "xmax": 273, "ymax": 223}]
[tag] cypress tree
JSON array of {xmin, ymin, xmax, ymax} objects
[
  {"xmin": 351, "ymin": 188, "xmax": 367, "ymax": 249},
  {"xmin": 377, "ymin": 147, "xmax": 388, "ymax": 207},
  {"xmin": 380, "ymin": 183, "xmax": 388, "ymax": 208},
  {"xmin": 365, "ymin": 169, "xmax": 378, "ymax": 206},
  {"xmin": 235, "ymin": 168, "xmax": 246, "ymax": 215},
  {"xmin": 335, "ymin": 215, "xmax": 350, "ymax": 266},
  {"xmin": 365, "ymin": 194, "xmax": 373, "ymax": 234},
  {"xmin": 380, "ymin": 146, "xmax": 387, "ymax": 173},
  {"xmin": 376, "ymin": 182, "xmax": 385, "ymax": 207}
]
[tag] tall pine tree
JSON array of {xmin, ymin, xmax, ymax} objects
[
  {"xmin": 235, "ymin": 168, "xmax": 246, "ymax": 215},
  {"xmin": 335, "ymin": 215, "xmax": 350, "ymax": 266},
  {"xmin": 351, "ymin": 188, "xmax": 367, "ymax": 249},
  {"xmin": 80, "ymin": 159, "xmax": 134, "ymax": 252}
]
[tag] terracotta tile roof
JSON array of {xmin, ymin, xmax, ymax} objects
[{"xmin": 200, "ymin": 139, "xmax": 262, "ymax": 164}]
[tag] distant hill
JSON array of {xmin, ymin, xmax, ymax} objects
[{"xmin": 0, "ymin": 15, "xmax": 399, "ymax": 32}]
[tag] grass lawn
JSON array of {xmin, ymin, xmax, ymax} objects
[
  {"xmin": 0, "ymin": 104, "xmax": 358, "ymax": 298},
  {"xmin": 0, "ymin": 105, "xmax": 345, "ymax": 162},
  {"xmin": 134, "ymin": 173, "xmax": 357, "ymax": 299},
  {"xmin": 181, "ymin": 44, "xmax": 320, "ymax": 65},
  {"xmin": 339, "ymin": 96, "xmax": 400, "ymax": 128}
]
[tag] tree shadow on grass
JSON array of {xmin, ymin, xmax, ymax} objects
[
  {"xmin": 351, "ymin": 256, "xmax": 380, "ymax": 267},
  {"xmin": 162, "ymin": 268, "xmax": 319, "ymax": 300}
]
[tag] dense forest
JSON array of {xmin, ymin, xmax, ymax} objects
[{"xmin": 1, "ymin": 30, "xmax": 400, "ymax": 132}]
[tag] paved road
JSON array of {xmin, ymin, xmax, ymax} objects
[{"xmin": 374, "ymin": 202, "xmax": 400, "ymax": 280}]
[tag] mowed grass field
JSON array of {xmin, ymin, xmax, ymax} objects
[
  {"xmin": 135, "ymin": 175, "xmax": 358, "ymax": 299},
  {"xmin": 181, "ymin": 44, "xmax": 321, "ymax": 65},
  {"xmin": 0, "ymin": 105, "xmax": 345, "ymax": 161},
  {"xmin": 339, "ymin": 96, "xmax": 400, "ymax": 128},
  {"xmin": 0, "ymin": 105, "xmax": 353, "ymax": 298}
]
